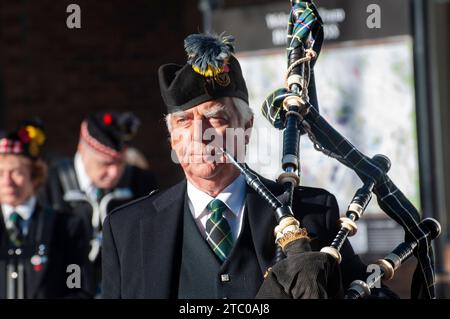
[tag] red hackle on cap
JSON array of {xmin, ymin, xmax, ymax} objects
[{"xmin": 103, "ymin": 113, "xmax": 113, "ymax": 126}]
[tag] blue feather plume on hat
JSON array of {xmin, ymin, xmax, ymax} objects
[{"xmin": 184, "ymin": 33, "xmax": 235, "ymax": 77}]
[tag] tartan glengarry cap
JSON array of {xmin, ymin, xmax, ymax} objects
[
  {"xmin": 158, "ymin": 33, "xmax": 249, "ymax": 114},
  {"xmin": 80, "ymin": 111, "xmax": 140, "ymax": 159},
  {"xmin": 0, "ymin": 119, "xmax": 46, "ymax": 160}
]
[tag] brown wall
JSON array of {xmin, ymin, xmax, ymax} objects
[
  {"xmin": 0, "ymin": 0, "xmax": 202, "ymax": 188},
  {"xmin": 0, "ymin": 0, "xmax": 289, "ymax": 189}
]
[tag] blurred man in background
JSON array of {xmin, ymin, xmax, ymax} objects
[
  {"xmin": 0, "ymin": 120, "xmax": 90, "ymax": 298},
  {"xmin": 41, "ymin": 111, "xmax": 158, "ymax": 297}
]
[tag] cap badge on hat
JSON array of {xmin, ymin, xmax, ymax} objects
[
  {"xmin": 0, "ymin": 121, "xmax": 46, "ymax": 159},
  {"xmin": 21, "ymin": 126, "xmax": 45, "ymax": 158},
  {"xmin": 184, "ymin": 33, "xmax": 234, "ymax": 88}
]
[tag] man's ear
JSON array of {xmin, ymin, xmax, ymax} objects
[
  {"xmin": 77, "ymin": 140, "xmax": 84, "ymax": 153},
  {"xmin": 244, "ymin": 116, "xmax": 254, "ymax": 145},
  {"xmin": 246, "ymin": 116, "xmax": 254, "ymax": 130},
  {"xmin": 31, "ymin": 178, "xmax": 40, "ymax": 191},
  {"xmin": 169, "ymin": 128, "xmax": 183, "ymax": 150},
  {"xmin": 78, "ymin": 141, "xmax": 91, "ymax": 162}
]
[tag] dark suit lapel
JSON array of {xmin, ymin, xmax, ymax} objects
[
  {"xmin": 141, "ymin": 180, "xmax": 186, "ymax": 298},
  {"xmin": 0, "ymin": 209, "xmax": 7, "ymax": 299},
  {"xmin": 0, "ymin": 208, "xmax": 7, "ymax": 248}
]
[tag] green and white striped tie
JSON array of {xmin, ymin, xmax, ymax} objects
[
  {"xmin": 205, "ymin": 199, "xmax": 234, "ymax": 262},
  {"xmin": 9, "ymin": 212, "xmax": 24, "ymax": 247}
]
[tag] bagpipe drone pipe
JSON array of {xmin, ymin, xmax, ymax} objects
[{"xmin": 226, "ymin": 0, "xmax": 440, "ymax": 299}]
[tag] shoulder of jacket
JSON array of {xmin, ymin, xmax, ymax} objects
[{"xmin": 108, "ymin": 189, "xmax": 160, "ymax": 217}]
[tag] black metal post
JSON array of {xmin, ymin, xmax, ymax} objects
[{"xmin": 412, "ymin": 0, "xmax": 450, "ymax": 298}]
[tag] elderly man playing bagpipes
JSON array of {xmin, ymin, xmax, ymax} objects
[{"xmin": 102, "ymin": 0, "xmax": 439, "ymax": 299}]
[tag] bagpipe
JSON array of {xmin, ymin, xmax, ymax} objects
[{"xmin": 223, "ymin": 0, "xmax": 440, "ymax": 299}]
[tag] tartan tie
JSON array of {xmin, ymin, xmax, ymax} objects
[
  {"xmin": 96, "ymin": 188, "xmax": 105, "ymax": 201},
  {"xmin": 205, "ymin": 199, "xmax": 234, "ymax": 262},
  {"xmin": 8, "ymin": 212, "xmax": 24, "ymax": 247}
]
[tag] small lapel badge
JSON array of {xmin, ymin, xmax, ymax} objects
[{"xmin": 31, "ymin": 254, "xmax": 47, "ymax": 272}]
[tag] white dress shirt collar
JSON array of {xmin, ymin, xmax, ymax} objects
[
  {"xmin": 187, "ymin": 174, "xmax": 247, "ymax": 241},
  {"xmin": 187, "ymin": 174, "xmax": 246, "ymax": 219},
  {"xmin": 2, "ymin": 195, "xmax": 37, "ymax": 224},
  {"xmin": 74, "ymin": 152, "xmax": 96, "ymax": 198}
]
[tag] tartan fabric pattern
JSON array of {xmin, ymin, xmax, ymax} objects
[
  {"xmin": 260, "ymin": 0, "xmax": 434, "ymax": 300},
  {"xmin": 205, "ymin": 199, "xmax": 234, "ymax": 262},
  {"xmin": 80, "ymin": 121, "xmax": 122, "ymax": 160},
  {"xmin": 262, "ymin": 2, "xmax": 323, "ymax": 129},
  {"xmin": 288, "ymin": 2, "xmax": 322, "ymax": 52},
  {"xmin": 0, "ymin": 138, "xmax": 23, "ymax": 155},
  {"xmin": 304, "ymin": 106, "xmax": 436, "ymax": 299},
  {"xmin": 261, "ymin": 89, "xmax": 436, "ymax": 298},
  {"xmin": 8, "ymin": 212, "xmax": 24, "ymax": 247}
]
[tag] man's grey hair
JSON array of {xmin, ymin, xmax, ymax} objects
[{"xmin": 165, "ymin": 97, "xmax": 253, "ymax": 133}]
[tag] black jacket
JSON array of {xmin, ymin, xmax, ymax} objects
[
  {"xmin": 39, "ymin": 157, "xmax": 158, "ymax": 296},
  {"xmin": 102, "ymin": 175, "xmax": 369, "ymax": 299},
  {"xmin": 0, "ymin": 203, "xmax": 91, "ymax": 298}
]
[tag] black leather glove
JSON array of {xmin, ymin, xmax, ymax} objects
[{"xmin": 256, "ymin": 239, "xmax": 343, "ymax": 299}]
